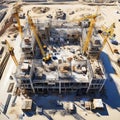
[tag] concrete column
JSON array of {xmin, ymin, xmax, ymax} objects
[
  {"xmin": 59, "ymin": 81, "xmax": 61, "ymax": 94},
  {"xmin": 29, "ymin": 78, "xmax": 35, "ymax": 93},
  {"xmin": 99, "ymin": 79, "xmax": 106, "ymax": 92},
  {"xmin": 29, "ymin": 63, "xmax": 35, "ymax": 93},
  {"xmin": 86, "ymin": 79, "xmax": 92, "ymax": 93},
  {"xmin": 45, "ymin": 26, "xmax": 50, "ymax": 42}
]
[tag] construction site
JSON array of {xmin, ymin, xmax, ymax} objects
[{"xmin": 0, "ymin": 0, "xmax": 120, "ymax": 120}]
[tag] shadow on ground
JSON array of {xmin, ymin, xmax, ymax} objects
[
  {"xmin": 100, "ymin": 52, "xmax": 120, "ymax": 109},
  {"xmin": 22, "ymin": 103, "xmax": 36, "ymax": 117},
  {"xmin": 92, "ymin": 103, "xmax": 109, "ymax": 116}
]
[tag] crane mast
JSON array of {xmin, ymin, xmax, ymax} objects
[
  {"xmin": 82, "ymin": 14, "xmax": 101, "ymax": 55},
  {"xmin": 27, "ymin": 14, "xmax": 45, "ymax": 56},
  {"xmin": 5, "ymin": 40, "xmax": 18, "ymax": 66},
  {"xmin": 71, "ymin": 13, "xmax": 100, "ymax": 55},
  {"xmin": 97, "ymin": 23, "xmax": 115, "ymax": 58},
  {"xmin": 13, "ymin": 2, "xmax": 23, "ymax": 40},
  {"xmin": 82, "ymin": 18, "xmax": 96, "ymax": 55},
  {"xmin": 14, "ymin": 12, "xmax": 23, "ymax": 39},
  {"xmin": 27, "ymin": 13, "xmax": 51, "ymax": 62}
]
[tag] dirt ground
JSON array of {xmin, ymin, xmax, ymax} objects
[{"xmin": 0, "ymin": 2, "xmax": 120, "ymax": 120}]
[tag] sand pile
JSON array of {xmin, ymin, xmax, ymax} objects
[{"xmin": 32, "ymin": 7, "xmax": 50, "ymax": 14}]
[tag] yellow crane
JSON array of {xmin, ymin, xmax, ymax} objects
[
  {"xmin": 5, "ymin": 40, "xmax": 18, "ymax": 66},
  {"xmin": 97, "ymin": 23, "xmax": 115, "ymax": 58},
  {"xmin": 72, "ymin": 14, "xmax": 101, "ymax": 24},
  {"xmin": 102, "ymin": 23, "xmax": 115, "ymax": 39},
  {"xmin": 71, "ymin": 13, "xmax": 100, "ymax": 55},
  {"xmin": 13, "ymin": 2, "xmax": 23, "ymax": 40},
  {"xmin": 27, "ymin": 13, "xmax": 51, "ymax": 62},
  {"xmin": 82, "ymin": 14, "xmax": 100, "ymax": 55},
  {"xmin": 72, "ymin": 6, "xmax": 100, "ymax": 23},
  {"xmin": 79, "ymin": 6, "xmax": 100, "ymax": 55}
]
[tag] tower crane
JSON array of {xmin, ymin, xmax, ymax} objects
[
  {"xmin": 13, "ymin": 2, "xmax": 23, "ymax": 40},
  {"xmin": 97, "ymin": 23, "xmax": 115, "ymax": 58},
  {"xmin": 74, "ymin": 6, "xmax": 100, "ymax": 55},
  {"xmin": 27, "ymin": 13, "xmax": 51, "ymax": 62},
  {"xmin": 5, "ymin": 40, "xmax": 18, "ymax": 66},
  {"xmin": 82, "ymin": 14, "xmax": 100, "ymax": 55},
  {"xmin": 72, "ymin": 14, "xmax": 101, "ymax": 24},
  {"xmin": 71, "ymin": 13, "xmax": 100, "ymax": 55},
  {"xmin": 101, "ymin": 23, "xmax": 115, "ymax": 39}
]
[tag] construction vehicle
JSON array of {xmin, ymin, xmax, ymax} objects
[
  {"xmin": 12, "ymin": 2, "xmax": 23, "ymax": 40},
  {"xmin": 27, "ymin": 12, "xmax": 51, "ymax": 62},
  {"xmin": 97, "ymin": 23, "xmax": 115, "ymax": 58},
  {"xmin": 5, "ymin": 40, "xmax": 18, "ymax": 66}
]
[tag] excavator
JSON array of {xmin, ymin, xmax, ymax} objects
[
  {"xmin": 12, "ymin": 1, "xmax": 23, "ymax": 40},
  {"xmin": 5, "ymin": 40, "xmax": 18, "ymax": 66},
  {"xmin": 27, "ymin": 12, "xmax": 51, "ymax": 62}
]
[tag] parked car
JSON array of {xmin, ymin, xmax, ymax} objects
[{"xmin": 111, "ymin": 40, "xmax": 118, "ymax": 45}]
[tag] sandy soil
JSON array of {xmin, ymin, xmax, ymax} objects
[{"xmin": 0, "ymin": 2, "xmax": 120, "ymax": 120}]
